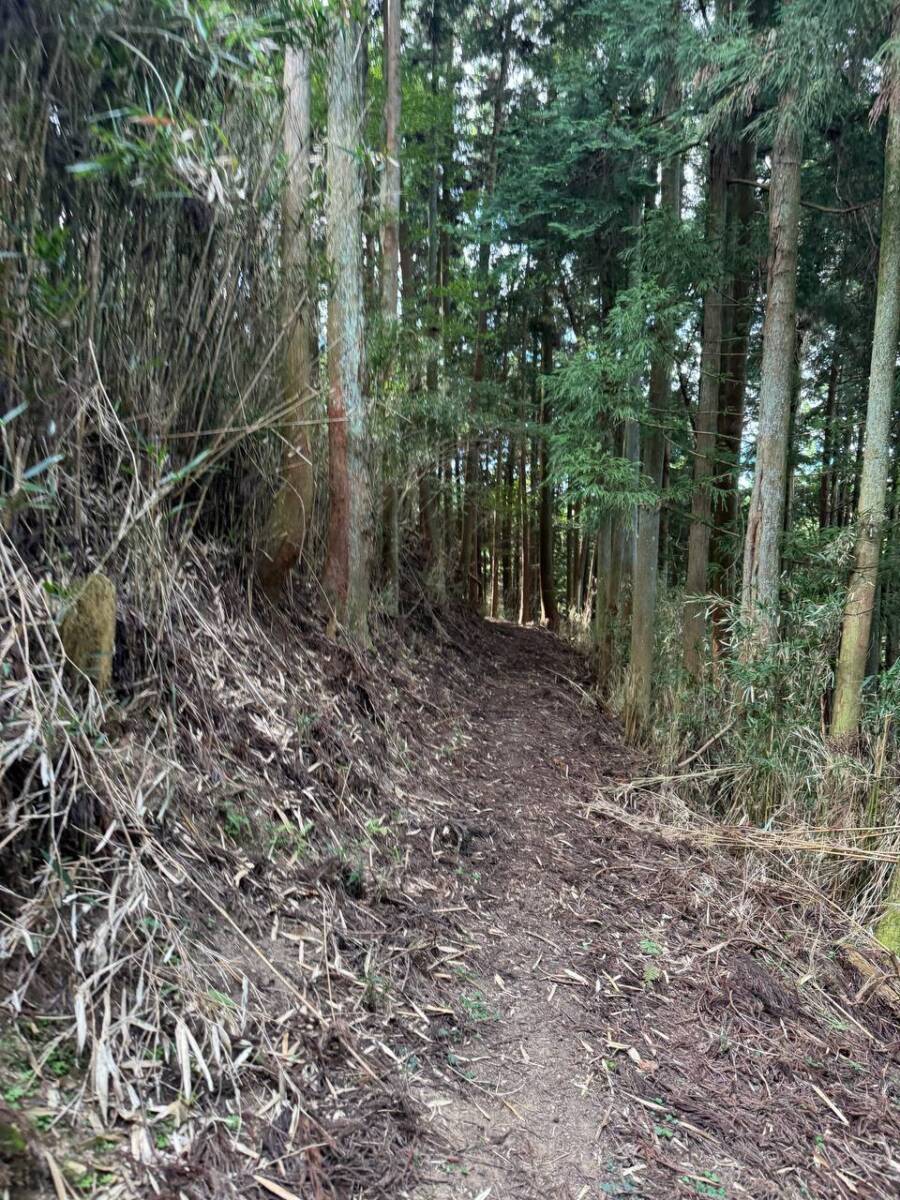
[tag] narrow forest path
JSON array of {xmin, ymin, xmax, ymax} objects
[{"xmin": 409, "ymin": 620, "xmax": 900, "ymax": 1200}]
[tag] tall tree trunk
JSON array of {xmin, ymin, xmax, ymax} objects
[
  {"xmin": 594, "ymin": 515, "xmax": 613, "ymax": 676},
  {"xmin": 740, "ymin": 97, "xmax": 802, "ymax": 655},
  {"xmin": 565, "ymin": 496, "xmax": 574, "ymax": 613},
  {"xmin": 683, "ymin": 139, "xmax": 728, "ymax": 678},
  {"xmin": 538, "ymin": 303, "xmax": 560, "ymax": 630},
  {"xmin": 624, "ymin": 108, "xmax": 681, "ymax": 739},
  {"xmin": 851, "ymin": 415, "xmax": 865, "ymax": 517},
  {"xmin": 379, "ymin": 0, "xmax": 402, "ymax": 615},
  {"xmin": 322, "ymin": 9, "xmax": 371, "ymax": 639},
  {"xmin": 388, "ymin": 215, "xmax": 416, "ymax": 590},
  {"xmin": 459, "ymin": 2, "xmax": 513, "ymax": 596},
  {"xmin": 476, "ymin": 503, "xmax": 486, "ymax": 607},
  {"xmin": 878, "ymin": 421, "xmax": 900, "ymax": 951},
  {"xmin": 530, "ymin": 435, "xmax": 540, "ymax": 620},
  {"xmin": 867, "ymin": 579, "xmax": 883, "ymax": 679},
  {"xmin": 620, "ymin": 197, "xmax": 644, "ymax": 628},
  {"xmin": 380, "ymin": 0, "xmax": 401, "ymax": 321},
  {"xmin": 885, "ymin": 439, "xmax": 900, "ymax": 669},
  {"xmin": 601, "ymin": 511, "xmax": 624, "ymax": 683},
  {"xmin": 840, "ymin": 415, "xmax": 854, "ymax": 528},
  {"xmin": 832, "ymin": 18, "xmax": 900, "ymax": 738},
  {"xmin": 783, "ymin": 329, "xmax": 803, "ymax": 535},
  {"xmin": 626, "ymin": 369, "xmax": 669, "ymax": 737},
  {"xmin": 572, "ymin": 500, "xmax": 582, "ymax": 610},
  {"xmin": 622, "ymin": 419, "xmax": 640, "ymax": 609},
  {"xmin": 460, "ymin": 445, "xmax": 479, "ymax": 603},
  {"xmin": 399, "ymin": 212, "xmax": 414, "ymax": 313},
  {"xmin": 518, "ymin": 432, "xmax": 532, "ymax": 625},
  {"xmin": 442, "ymin": 453, "xmax": 455, "ymax": 574},
  {"xmin": 502, "ymin": 438, "xmax": 514, "ymax": 613},
  {"xmin": 257, "ymin": 46, "xmax": 316, "ymax": 599},
  {"xmin": 818, "ymin": 350, "xmax": 839, "ymax": 529},
  {"xmin": 518, "ymin": 326, "xmax": 533, "ymax": 626},
  {"xmin": 415, "ymin": 3, "xmax": 447, "ymax": 599},
  {"xmin": 419, "ymin": 471, "xmax": 435, "ymax": 557},
  {"xmin": 710, "ymin": 143, "xmax": 755, "ymax": 660},
  {"xmin": 577, "ymin": 517, "xmax": 591, "ymax": 612},
  {"xmin": 584, "ymin": 537, "xmax": 597, "ymax": 621},
  {"xmin": 490, "ymin": 443, "xmax": 501, "ymax": 619},
  {"xmin": 658, "ymin": 444, "xmax": 671, "ymax": 582}
]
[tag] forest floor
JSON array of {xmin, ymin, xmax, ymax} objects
[
  {"xmin": 407, "ymin": 618, "xmax": 900, "ymax": 1200},
  {"xmin": 4, "ymin": 589, "xmax": 900, "ymax": 1200}
]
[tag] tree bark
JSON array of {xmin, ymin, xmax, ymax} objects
[
  {"xmin": 594, "ymin": 515, "xmax": 613, "ymax": 680},
  {"xmin": 885, "ymin": 438, "xmax": 900, "ymax": 669},
  {"xmin": 502, "ymin": 438, "xmax": 514, "ymax": 613},
  {"xmin": 322, "ymin": 10, "xmax": 372, "ymax": 639},
  {"xmin": 379, "ymin": 0, "xmax": 402, "ymax": 614},
  {"xmin": 832, "ymin": 14, "xmax": 900, "ymax": 738},
  {"xmin": 625, "ymin": 358, "xmax": 669, "ymax": 739},
  {"xmin": 459, "ymin": 2, "xmax": 513, "ymax": 597},
  {"xmin": 601, "ymin": 509, "xmax": 624, "ymax": 683},
  {"xmin": 740, "ymin": 96, "xmax": 802, "ymax": 655},
  {"xmin": 783, "ymin": 328, "xmax": 803, "ymax": 535},
  {"xmin": 838, "ymin": 417, "xmax": 854, "ymax": 526},
  {"xmin": 490, "ymin": 440, "xmax": 501, "ymax": 619},
  {"xmin": 413, "ymin": 3, "xmax": 448, "ymax": 600},
  {"xmin": 818, "ymin": 350, "xmax": 839, "ymax": 529},
  {"xmin": 257, "ymin": 46, "xmax": 316, "ymax": 599},
  {"xmin": 624, "ymin": 113, "xmax": 681, "ymax": 739},
  {"xmin": 683, "ymin": 139, "xmax": 728, "ymax": 678},
  {"xmin": 565, "ymin": 497, "xmax": 574, "ymax": 612},
  {"xmin": 538, "ymin": 303, "xmax": 560, "ymax": 630},
  {"xmin": 518, "ymin": 328, "xmax": 533, "ymax": 626},
  {"xmin": 518, "ymin": 431, "xmax": 532, "ymax": 625},
  {"xmin": 577, "ymin": 513, "xmax": 591, "ymax": 612},
  {"xmin": 380, "ymin": 0, "xmax": 401, "ymax": 322},
  {"xmin": 619, "ymin": 198, "xmax": 644, "ymax": 631}
]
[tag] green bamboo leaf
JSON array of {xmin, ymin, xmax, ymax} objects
[
  {"xmin": 158, "ymin": 449, "xmax": 211, "ymax": 488},
  {"xmin": 66, "ymin": 160, "xmax": 108, "ymax": 177},
  {"xmin": 1, "ymin": 402, "xmax": 27, "ymax": 426},
  {"xmin": 22, "ymin": 454, "xmax": 63, "ymax": 481}
]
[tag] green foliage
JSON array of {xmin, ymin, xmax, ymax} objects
[
  {"xmin": 459, "ymin": 990, "xmax": 496, "ymax": 1023},
  {"xmin": 547, "ymin": 267, "xmax": 696, "ymax": 523},
  {"xmin": 681, "ymin": 1171, "xmax": 726, "ymax": 1199},
  {"xmin": 267, "ymin": 818, "xmax": 313, "ymax": 858},
  {"xmin": 694, "ymin": 0, "xmax": 889, "ymax": 142},
  {"xmin": 220, "ymin": 800, "xmax": 250, "ymax": 842}
]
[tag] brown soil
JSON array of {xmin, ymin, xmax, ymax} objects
[
  {"xmin": 409, "ymin": 617, "xmax": 900, "ymax": 1200},
  {"xmin": 5, "ymin": 586, "xmax": 900, "ymax": 1200}
]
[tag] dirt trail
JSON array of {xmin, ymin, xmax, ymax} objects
[{"xmin": 411, "ymin": 620, "xmax": 900, "ymax": 1200}]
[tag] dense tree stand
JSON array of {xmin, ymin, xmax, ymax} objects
[{"xmin": 7, "ymin": 3, "xmax": 900, "ymax": 1194}]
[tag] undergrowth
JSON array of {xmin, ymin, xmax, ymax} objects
[
  {"xmin": 607, "ymin": 562, "xmax": 900, "ymax": 938},
  {"xmin": 0, "ymin": 451, "xmax": 461, "ymax": 1199}
]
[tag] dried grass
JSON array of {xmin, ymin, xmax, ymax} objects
[{"xmin": 0, "ymin": 509, "xmax": 460, "ymax": 1198}]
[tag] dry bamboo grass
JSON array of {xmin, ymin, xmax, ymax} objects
[
  {"xmin": 0, "ymin": 512, "xmax": 462, "ymax": 1198},
  {"xmin": 589, "ymin": 767, "xmax": 900, "ymax": 953},
  {"xmin": 0, "ymin": 10, "xmax": 469, "ymax": 1192},
  {"xmin": 591, "ymin": 780, "xmax": 900, "ymax": 865}
]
